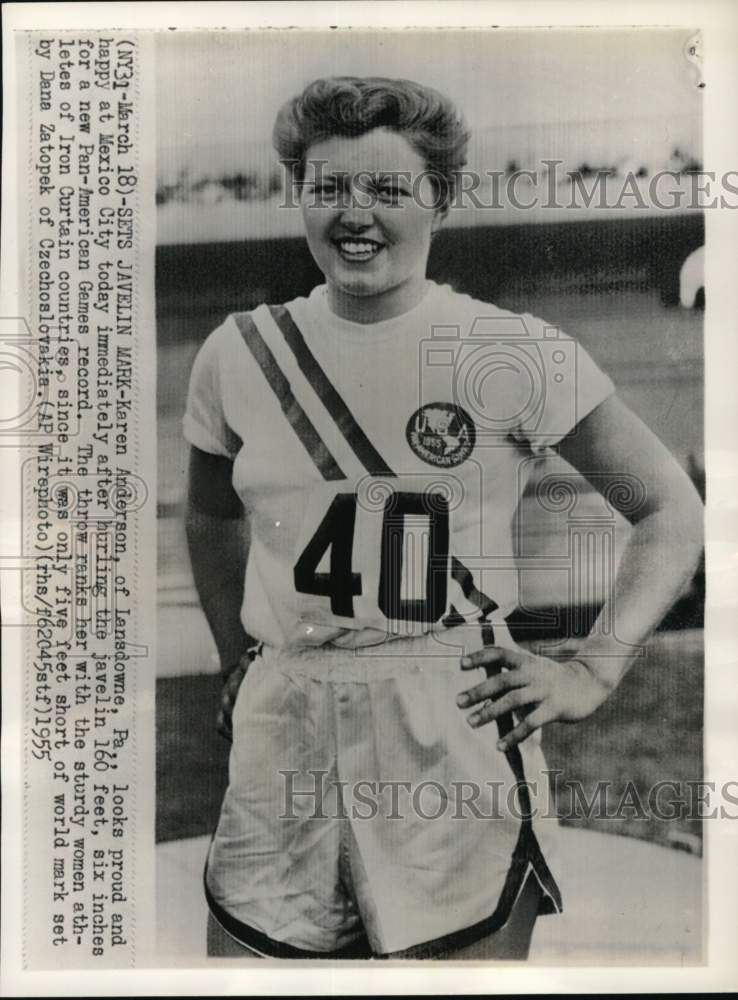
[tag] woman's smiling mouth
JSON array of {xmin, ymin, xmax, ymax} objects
[{"xmin": 332, "ymin": 236, "xmax": 386, "ymax": 262}]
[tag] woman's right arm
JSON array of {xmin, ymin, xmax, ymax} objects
[{"xmin": 185, "ymin": 446, "xmax": 256, "ymax": 734}]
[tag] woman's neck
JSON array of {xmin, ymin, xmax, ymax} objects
[{"xmin": 327, "ymin": 276, "xmax": 431, "ymax": 324}]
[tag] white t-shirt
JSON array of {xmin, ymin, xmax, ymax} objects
[{"xmin": 183, "ymin": 281, "xmax": 614, "ymax": 651}]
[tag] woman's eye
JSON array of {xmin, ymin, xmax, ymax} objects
[
  {"xmin": 307, "ymin": 183, "xmax": 338, "ymax": 204},
  {"xmin": 378, "ymin": 184, "xmax": 407, "ymax": 201}
]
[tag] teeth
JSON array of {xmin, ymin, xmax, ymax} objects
[{"xmin": 338, "ymin": 240, "xmax": 381, "ymax": 255}]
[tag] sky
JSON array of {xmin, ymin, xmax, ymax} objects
[{"xmin": 156, "ymin": 27, "xmax": 702, "ymax": 165}]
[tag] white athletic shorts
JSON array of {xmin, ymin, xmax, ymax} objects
[{"xmin": 204, "ymin": 628, "xmax": 563, "ymax": 957}]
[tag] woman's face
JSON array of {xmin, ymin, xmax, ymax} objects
[{"xmin": 299, "ymin": 128, "xmax": 442, "ymax": 322}]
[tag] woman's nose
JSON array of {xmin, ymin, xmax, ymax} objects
[
  {"xmin": 339, "ymin": 207, "xmax": 373, "ymax": 230},
  {"xmin": 338, "ymin": 180, "xmax": 375, "ymax": 223}
]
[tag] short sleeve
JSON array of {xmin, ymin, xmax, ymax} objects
[
  {"xmin": 509, "ymin": 312, "xmax": 615, "ymax": 454},
  {"xmin": 182, "ymin": 318, "xmax": 242, "ymax": 459}
]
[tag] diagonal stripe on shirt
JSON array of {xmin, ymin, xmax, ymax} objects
[
  {"xmin": 232, "ymin": 312, "xmax": 346, "ymax": 481},
  {"xmin": 269, "ymin": 304, "xmax": 396, "ymax": 478},
  {"xmin": 450, "ymin": 557, "xmax": 499, "ymax": 620}
]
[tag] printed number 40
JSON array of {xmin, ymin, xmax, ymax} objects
[{"xmin": 294, "ymin": 492, "xmax": 450, "ymax": 623}]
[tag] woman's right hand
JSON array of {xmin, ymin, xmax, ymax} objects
[{"xmin": 216, "ymin": 656, "xmax": 250, "ymax": 742}]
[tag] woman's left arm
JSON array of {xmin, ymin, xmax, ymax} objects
[{"xmin": 456, "ymin": 394, "xmax": 704, "ymax": 749}]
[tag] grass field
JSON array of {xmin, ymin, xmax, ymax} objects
[
  {"xmin": 156, "ymin": 629, "xmax": 702, "ymax": 850},
  {"xmin": 537, "ymin": 629, "xmax": 703, "ymax": 851}
]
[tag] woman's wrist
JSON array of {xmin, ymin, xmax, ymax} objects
[{"xmin": 566, "ymin": 649, "xmax": 629, "ymax": 695}]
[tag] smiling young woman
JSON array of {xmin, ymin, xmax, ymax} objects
[
  {"xmin": 298, "ymin": 129, "xmax": 441, "ymax": 321},
  {"xmin": 183, "ymin": 76, "xmax": 704, "ymax": 961}
]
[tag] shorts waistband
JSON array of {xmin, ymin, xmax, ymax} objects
[{"xmin": 259, "ymin": 622, "xmax": 516, "ymax": 682}]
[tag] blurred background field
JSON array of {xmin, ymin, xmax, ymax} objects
[{"xmin": 155, "ymin": 28, "xmax": 704, "ymax": 857}]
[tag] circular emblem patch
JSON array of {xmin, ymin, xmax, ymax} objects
[{"xmin": 406, "ymin": 403, "xmax": 476, "ymax": 468}]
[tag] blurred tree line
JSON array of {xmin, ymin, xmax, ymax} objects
[
  {"xmin": 157, "ymin": 146, "xmax": 702, "ymax": 206},
  {"xmin": 156, "ymin": 166, "xmax": 283, "ymax": 206}
]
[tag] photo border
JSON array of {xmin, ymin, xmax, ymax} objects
[{"xmin": 2, "ymin": 1, "xmax": 736, "ymax": 995}]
